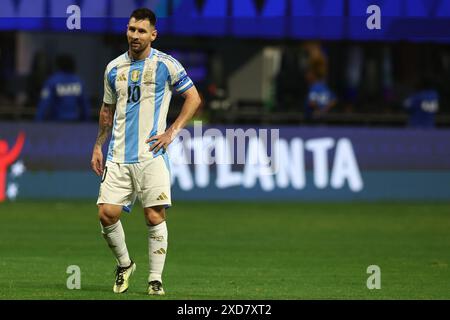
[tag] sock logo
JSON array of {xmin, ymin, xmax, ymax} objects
[
  {"xmin": 153, "ymin": 248, "xmax": 166, "ymax": 255},
  {"xmin": 150, "ymin": 235, "xmax": 164, "ymax": 242},
  {"xmin": 156, "ymin": 192, "xmax": 168, "ymax": 201}
]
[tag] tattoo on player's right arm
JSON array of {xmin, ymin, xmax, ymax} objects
[{"xmin": 95, "ymin": 103, "xmax": 115, "ymax": 147}]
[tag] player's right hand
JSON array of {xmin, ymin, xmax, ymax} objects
[{"xmin": 91, "ymin": 147, "xmax": 104, "ymax": 176}]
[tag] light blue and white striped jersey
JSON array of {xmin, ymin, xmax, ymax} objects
[{"xmin": 103, "ymin": 48, "xmax": 194, "ymax": 163}]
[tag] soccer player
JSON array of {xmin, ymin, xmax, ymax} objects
[
  {"xmin": 304, "ymin": 64, "xmax": 336, "ymax": 122},
  {"xmin": 90, "ymin": 8, "xmax": 201, "ymax": 295},
  {"xmin": 403, "ymin": 75, "xmax": 439, "ymax": 129}
]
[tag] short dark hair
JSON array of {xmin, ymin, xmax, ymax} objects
[{"xmin": 130, "ymin": 8, "xmax": 156, "ymax": 26}]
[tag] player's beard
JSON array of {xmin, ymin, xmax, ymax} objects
[
  {"xmin": 130, "ymin": 42, "xmax": 143, "ymax": 53},
  {"xmin": 129, "ymin": 39, "xmax": 149, "ymax": 53}
]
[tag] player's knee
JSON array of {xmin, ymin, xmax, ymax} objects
[
  {"xmin": 99, "ymin": 212, "xmax": 118, "ymax": 226},
  {"xmin": 145, "ymin": 206, "xmax": 165, "ymax": 226},
  {"xmin": 98, "ymin": 205, "xmax": 120, "ymax": 226}
]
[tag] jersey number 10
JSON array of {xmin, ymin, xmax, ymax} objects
[{"xmin": 127, "ymin": 85, "xmax": 141, "ymax": 103}]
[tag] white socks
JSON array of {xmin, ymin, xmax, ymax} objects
[
  {"xmin": 101, "ymin": 221, "xmax": 131, "ymax": 268},
  {"xmin": 147, "ymin": 221, "xmax": 168, "ymax": 283},
  {"xmin": 101, "ymin": 219, "xmax": 168, "ymax": 282}
]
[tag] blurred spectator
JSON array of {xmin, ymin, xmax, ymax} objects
[
  {"xmin": 35, "ymin": 54, "xmax": 90, "ymax": 121},
  {"xmin": 403, "ymin": 75, "xmax": 439, "ymax": 129},
  {"xmin": 304, "ymin": 56, "xmax": 336, "ymax": 122},
  {"xmin": 303, "ymin": 41, "xmax": 328, "ymax": 74}
]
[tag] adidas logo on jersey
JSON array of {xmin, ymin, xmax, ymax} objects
[
  {"xmin": 117, "ymin": 73, "xmax": 127, "ymax": 82},
  {"xmin": 156, "ymin": 192, "xmax": 168, "ymax": 201}
]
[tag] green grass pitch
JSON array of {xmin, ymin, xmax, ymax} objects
[{"xmin": 0, "ymin": 201, "xmax": 449, "ymax": 299}]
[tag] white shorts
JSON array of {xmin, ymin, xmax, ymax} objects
[{"xmin": 96, "ymin": 155, "xmax": 171, "ymax": 209}]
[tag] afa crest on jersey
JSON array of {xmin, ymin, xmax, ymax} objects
[{"xmin": 131, "ymin": 70, "xmax": 141, "ymax": 82}]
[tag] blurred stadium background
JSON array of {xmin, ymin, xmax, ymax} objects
[{"xmin": 1, "ymin": 0, "xmax": 450, "ymax": 299}]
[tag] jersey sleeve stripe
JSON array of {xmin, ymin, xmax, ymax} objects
[{"xmin": 176, "ymin": 79, "xmax": 194, "ymax": 94}]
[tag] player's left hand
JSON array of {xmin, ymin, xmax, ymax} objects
[{"xmin": 146, "ymin": 131, "xmax": 173, "ymax": 154}]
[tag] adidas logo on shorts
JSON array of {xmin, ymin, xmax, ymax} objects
[{"xmin": 156, "ymin": 192, "xmax": 168, "ymax": 201}]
